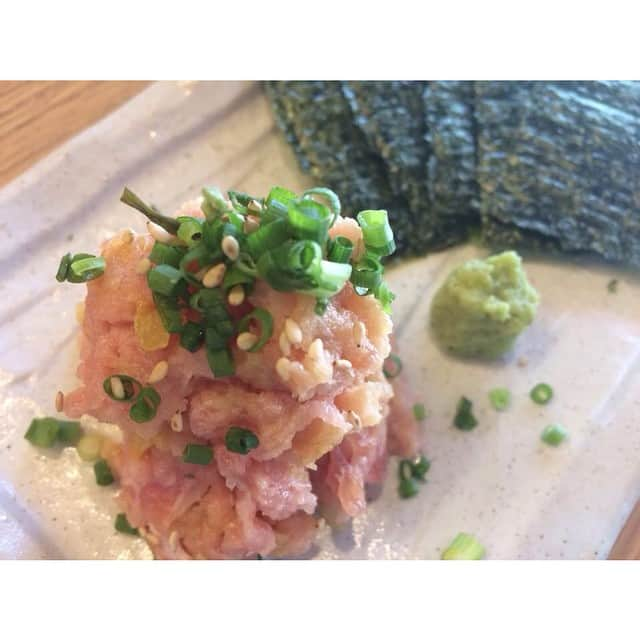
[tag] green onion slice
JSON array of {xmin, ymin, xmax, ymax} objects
[
  {"xmin": 176, "ymin": 216, "xmax": 203, "ymax": 246},
  {"xmin": 356, "ymin": 209, "xmax": 396, "ymax": 256},
  {"xmin": 314, "ymin": 298, "xmax": 329, "ymax": 316},
  {"xmin": 410, "ymin": 455, "xmax": 431, "ymax": 480},
  {"xmin": 66, "ymin": 255, "xmax": 106, "ymax": 283},
  {"xmin": 287, "ymin": 198, "xmax": 332, "ymax": 244},
  {"xmin": 223, "ymin": 264, "xmax": 254, "ymax": 292},
  {"xmin": 103, "ymin": 375, "xmax": 141, "ymax": 402},
  {"xmin": 114, "ymin": 513, "xmax": 139, "ymax": 536},
  {"xmin": 120, "ymin": 187, "xmax": 179, "ymax": 234},
  {"xmin": 441, "ymin": 533, "xmax": 485, "ymax": 560},
  {"xmin": 182, "ymin": 443, "xmax": 214, "ymax": 465},
  {"xmin": 24, "ymin": 418, "xmax": 60, "ymax": 448},
  {"xmin": 328, "ymin": 236, "xmax": 354, "ymax": 263},
  {"xmin": 453, "ymin": 396, "xmax": 478, "ymax": 431},
  {"xmin": 152, "ymin": 292, "xmax": 183, "ymax": 333},
  {"xmin": 225, "ymin": 426, "xmax": 259, "ymax": 455},
  {"xmin": 398, "ymin": 460, "xmax": 419, "ymax": 499},
  {"xmin": 541, "ymin": 423, "xmax": 567, "ymax": 446},
  {"xmin": 149, "ymin": 242, "xmax": 184, "ymax": 268},
  {"xmin": 263, "ymin": 186, "xmax": 297, "ymax": 223},
  {"xmin": 383, "ymin": 354, "xmax": 402, "ymax": 379},
  {"xmin": 301, "ymin": 187, "xmax": 341, "ymax": 227},
  {"xmin": 246, "ymin": 218, "xmax": 290, "ymax": 259},
  {"xmin": 180, "ymin": 322, "xmax": 204, "ymax": 352},
  {"xmin": 207, "ymin": 347, "xmax": 235, "ymax": 378},
  {"xmin": 147, "ymin": 264, "xmax": 184, "ymax": 297},
  {"xmin": 201, "ymin": 186, "xmax": 229, "ymax": 220},
  {"xmin": 530, "ymin": 383, "xmax": 553, "ymax": 405},
  {"xmin": 413, "ymin": 403, "xmax": 427, "ymax": 421},
  {"xmin": 236, "ymin": 308, "xmax": 273, "ymax": 352},
  {"xmin": 56, "ymin": 253, "xmax": 72, "ymax": 282},
  {"xmin": 489, "ymin": 388, "xmax": 511, "ymax": 411},
  {"xmin": 350, "ymin": 255, "xmax": 383, "ymax": 290},
  {"xmin": 228, "ymin": 190, "xmax": 260, "ymax": 209},
  {"xmin": 373, "ymin": 281, "xmax": 395, "ymax": 314},
  {"xmin": 94, "ymin": 458, "xmax": 115, "ymax": 486},
  {"xmin": 56, "ymin": 420, "xmax": 83, "ymax": 445},
  {"xmin": 129, "ymin": 387, "xmax": 161, "ymax": 423}
]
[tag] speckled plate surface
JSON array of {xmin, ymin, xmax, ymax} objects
[{"xmin": 1, "ymin": 81, "xmax": 639, "ymax": 559}]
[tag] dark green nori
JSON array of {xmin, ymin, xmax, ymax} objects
[{"xmin": 266, "ymin": 81, "xmax": 640, "ymax": 267}]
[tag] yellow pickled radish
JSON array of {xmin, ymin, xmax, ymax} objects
[{"xmin": 134, "ymin": 301, "xmax": 170, "ymax": 351}]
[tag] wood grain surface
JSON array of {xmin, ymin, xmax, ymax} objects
[
  {"xmin": 0, "ymin": 80, "xmax": 637, "ymax": 560},
  {"xmin": 0, "ymin": 81, "xmax": 148, "ymax": 187}
]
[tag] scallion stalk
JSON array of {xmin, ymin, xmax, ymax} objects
[{"xmin": 120, "ymin": 187, "xmax": 179, "ymax": 234}]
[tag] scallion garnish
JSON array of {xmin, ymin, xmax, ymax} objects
[
  {"xmin": 201, "ymin": 186, "xmax": 229, "ymax": 220},
  {"xmin": 236, "ymin": 308, "xmax": 274, "ymax": 352},
  {"xmin": 129, "ymin": 387, "xmax": 161, "ymax": 423},
  {"xmin": 246, "ymin": 218, "xmax": 290, "ymax": 259},
  {"xmin": 530, "ymin": 383, "xmax": 553, "ymax": 405},
  {"xmin": 356, "ymin": 209, "xmax": 395, "ymax": 256},
  {"xmin": 103, "ymin": 375, "xmax": 141, "ymax": 402},
  {"xmin": 207, "ymin": 347, "xmax": 235, "ymax": 378},
  {"xmin": 24, "ymin": 418, "xmax": 60, "ymax": 448},
  {"xmin": 120, "ymin": 187, "xmax": 179, "ymax": 234},
  {"xmin": 314, "ymin": 298, "xmax": 329, "ymax": 315},
  {"xmin": 441, "ymin": 533, "xmax": 485, "ymax": 560},
  {"xmin": 541, "ymin": 423, "xmax": 567, "ymax": 446},
  {"xmin": 149, "ymin": 242, "xmax": 184, "ymax": 267},
  {"xmin": 489, "ymin": 388, "xmax": 511, "ymax": 411},
  {"xmin": 302, "ymin": 187, "xmax": 341, "ymax": 226},
  {"xmin": 56, "ymin": 420, "xmax": 83, "ymax": 445},
  {"xmin": 93, "ymin": 458, "xmax": 115, "ymax": 486},
  {"xmin": 176, "ymin": 216, "xmax": 203, "ymax": 246},
  {"xmin": 410, "ymin": 455, "xmax": 431, "ymax": 480},
  {"xmin": 350, "ymin": 255, "xmax": 383, "ymax": 291},
  {"xmin": 114, "ymin": 512, "xmax": 139, "ymax": 536},
  {"xmin": 67, "ymin": 256, "xmax": 106, "ymax": 282},
  {"xmin": 383, "ymin": 354, "xmax": 402, "ymax": 379},
  {"xmin": 55, "ymin": 253, "xmax": 72, "ymax": 282},
  {"xmin": 152, "ymin": 292, "xmax": 183, "ymax": 333},
  {"xmin": 225, "ymin": 426, "xmax": 259, "ymax": 455},
  {"xmin": 453, "ymin": 396, "xmax": 478, "ymax": 431},
  {"xmin": 413, "ymin": 403, "xmax": 427, "ymax": 421},
  {"xmin": 147, "ymin": 264, "xmax": 184, "ymax": 297},
  {"xmin": 287, "ymin": 198, "xmax": 332, "ymax": 243},
  {"xmin": 263, "ymin": 186, "xmax": 297, "ymax": 222},
  {"xmin": 182, "ymin": 443, "xmax": 214, "ymax": 465},
  {"xmin": 328, "ymin": 236, "xmax": 354, "ymax": 263},
  {"xmin": 398, "ymin": 460, "xmax": 419, "ymax": 498},
  {"xmin": 180, "ymin": 322, "xmax": 204, "ymax": 352}
]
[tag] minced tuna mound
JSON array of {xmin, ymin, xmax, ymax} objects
[{"xmin": 65, "ymin": 205, "xmax": 420, "ymax": 559}]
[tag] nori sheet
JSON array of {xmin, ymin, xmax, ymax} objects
[{"xmin": 265, "ymin": 80, "xmax": 640, "ymax": 268}]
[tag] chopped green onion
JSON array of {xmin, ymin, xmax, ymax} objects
[
  {"xmin": 263, "ymin": 186, "xmax": 297, "ymax": 223},
  {"xmin": 223, "ymin": 263, "xmax": 254, "ymax": 292},
  {"xmin": 55, "ymin": 253, "xmax": 72, "ymax": 282},
  {"xmin": 24, "ymin": 418, "xmax": 60, "ymax": 448},
  {"xmin": 180, "ymin": 322, "xmax": 204, "ymax": 352},
  {"xmin": 202, "ymin": 218, "xmax": 224, "ymax": 250},
  {"xmin": 383, "ymin": 354, "xmax": 402, "ymax": 379},
  {"xmin": 114, "ymin": 512, "xmax": 139, "ymax": 536},
  {"xmin": 182, "ymin": 443, "xmax": 214, "ymax": 465},
  {"xmin": 225, "ymin": 426, "xmax": 259, "ymax": 455},
  {"xmin": 287, "ymin": 198, "xmax": 332, "ymax": 243},
  {"xmin": 236, "ymin": 308, "xmax": 273, "ymax": 352},
  {"xmin": 207, "ymin": 347, "xmax": 235, "ymax": 378},
  {"xmin": 147, "ymin": 264, "xmax": 184, "ymax": 297},
  {"xmin": 314, "ymin": 298, "xmax": 329, "ymax": 315},
  {"xmin": 350, "ymin": 255, "xmax": 383, "ymax": 290},
  {"xmin": 373, "ymin": 281, "xmax": 395, "ymax": 314},
  {"xmin": 246, "ymin": 218, "xmax": 290, "ymax": 259},
  {"xmin": 398, "ymin": 460, "xmax": 419, "ymax": 498},
  {"xmin": 530, "ymin": 383, "xmax": 553, "ymax": 405},
  {"xmin": 93, "ymin": 458, "xmax": 115, "ymax": 486},
  {"xmin": 441, "ymin": 533, "xmax": 485, "ymax": 560},
  {"xmin": 103, "ymin": 375, "xmax": 141, "ymax": 402},
  {"xmin": 328, "ymin": 236, "xmax": 353, "ymax": 263},
  {"xmin": 205, "ymin": 326, "xmax": 228, "ymax": 350},
  {"xmin": 56, "ymin": 420, "xmax": 83, "ymax": 445},
  {"xmin": 120, "ymin": 187, "xmax": 179, "ymax": 234},
  {"xmin": 189, "ymin": 287, "xmax": 225, "ymax": 313},
  {"xmin": 413, "ymin": 403, "xmax": 427, "ymax": 421},
  {"xmin": 356, "ymin": 209, "xmax": 396, "ymax": 256},
  {"xmin": 152, "ymin": 292, "xmax": 183, "ymax": 333},
  {"xmin": 303, "ymin": 260, "xmax": 352, "ymax": 298},
  {"xmin": 489, "ymin": 388, "xmax": 511, "ymax": 411},
  {"xmin": 453, "ymin": 396, "xmax": 478, "ymax": 431},
  {"xmin": 201, "ymin": 186, "xmax": 230, "ymax": 220},
  {"xmin": 129, "ymin": 387, "xmax": 161, "ymax": 423},
  {"xmin": 410, "ymin": 455, "xmax": 431, "ymax": 480},
  {"xmin": 541, "ymin": 423, "xmax": 567, "ymax": 446},
  {"xmin": 178, "ymin": 243, "xmax": 214, "ymax": 284},
  {"xmin": 149, "ymin": 242, "xmax": 184, "ymax": 268},
  {"xmin": 176, "ymin": 216, "xmax": 203, "ymax": 246},
  {"xmin": 228, "ymin": 190, "xmax": 260, "ymax": 209},
  {"xmin": 302, "ymin": 187, "xmax": 341, "ymax": 226},
  {"xmin": 66, "ymin": 255, "xmax": 106, "ymax": 283}
]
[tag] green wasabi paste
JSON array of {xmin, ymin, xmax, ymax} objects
[{"xmin": 430, "ymin": 251, "xmax": 539, "ymax": 358}]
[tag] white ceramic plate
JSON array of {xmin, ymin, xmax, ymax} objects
[{"xmin": 1, "ymin": 81, "xmax": 639, "ymax": 559}]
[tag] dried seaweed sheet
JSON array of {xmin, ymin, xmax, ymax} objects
[{"xmin": 475, "ymin": 81, "xmax": 640, "ymax": 267}]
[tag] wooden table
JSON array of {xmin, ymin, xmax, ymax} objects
[{"xmin": 0, "ymin": 80, "xmax": 637, "ymax": 559}]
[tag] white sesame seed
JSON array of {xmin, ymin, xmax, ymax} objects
[
  {"xmin": 243, "ymin": 215, "xmax": 260, "ymax": 234},
  {"xmin": 221, "ymin": 235, "xmax": 240, "ymax": 261},
  {"xmin": 247, "ymin": 199, "xmax": 263, "ymax": 214},
  {"xmin": 55, "ymin": 391, "xmax": 64, "ymax": 412},
  {"xmin": 110, "ymin": 376, "xmax": 125, "ymax": 400},
  {"xmin": 148, "ymin": 360, "xmax": 169, "ymax": 384},
  {"xmin": 136, "ymin": 257, "xmax": 151, "ymax": 275},
  {"xmin": 336, "ymin": 359, "xmax": 353, "ymax": 369},
  {"xmin": 227, "ymin": 284, "xmax": 245, "ymax": 306},
  {"xmin": 279, "ymin": 332, "xmax": 291, "ymax": 356},
  {"xmin": 237, "ymin": 332, "xmax": 258, "ymax": 351},
  {"xmin": 276, "ymin": 357, "xmax": 292, "ymax": 382},
  {"xmin": 202, "ymin": 263, "xmax": 226, "ymax": 288},
  {"xmin": 170, "ymin": 412, "xmax": 183, "ymax": 432},
  {"xmin": 307, "ymin": 338, "xmax": 324, "ymax": 360},
  {"xmin": 146, "ymin": 220, "xmax": 176, "ymax": 244},
  {"xmin": 284, "ymin": 318, "xmax": 303, "ymax": 344}
]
